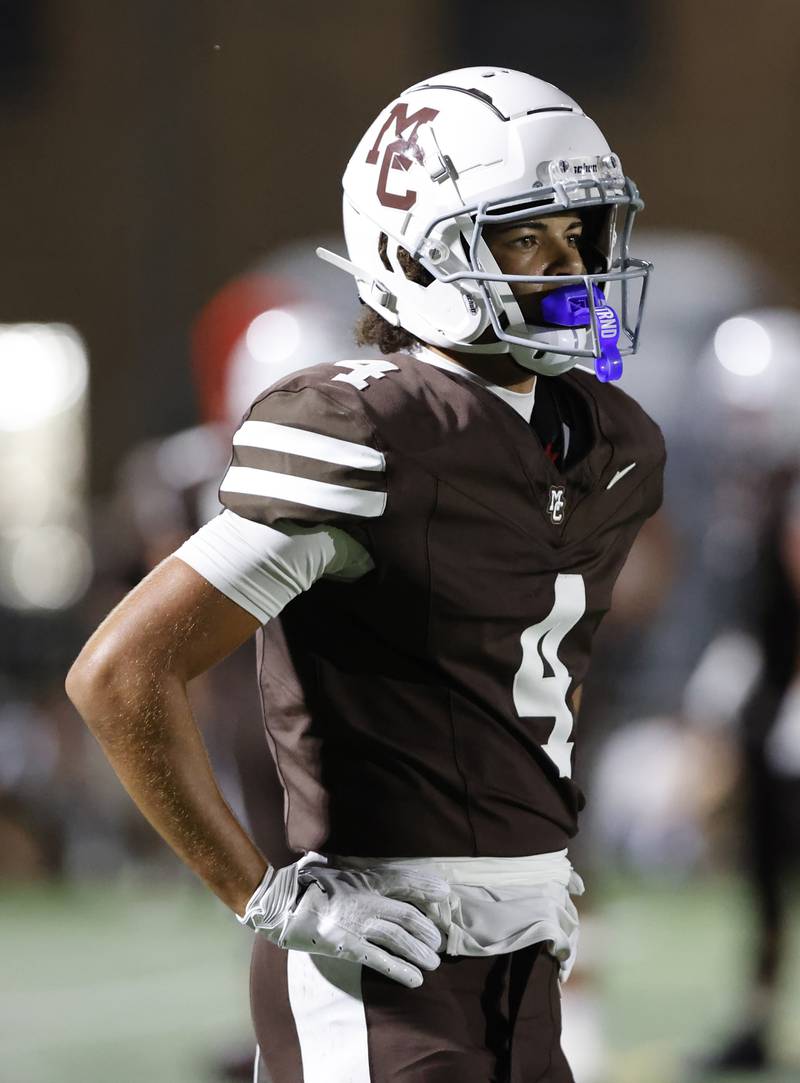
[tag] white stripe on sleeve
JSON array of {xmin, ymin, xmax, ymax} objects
[
  {"xmin": 233, "ymin": 420, "xmax": 385, "ymax": 472},
  {"xmin": 173, "ymin": 510, "xmax": 373, "ymax": 624},
  {"xmin": 220, "ymin": 466, "xmax": 387, "ymax": 518}
]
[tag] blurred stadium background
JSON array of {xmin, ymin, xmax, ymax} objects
[{"xmin": 2, "ymin": 2, "xmax": 800, "ymax": 1081}]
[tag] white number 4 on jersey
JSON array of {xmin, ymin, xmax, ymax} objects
[{"xmin": 512, "ymin": 574, "xmax": 586, "ymax": 778}]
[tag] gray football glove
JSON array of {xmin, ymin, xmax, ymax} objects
[{"xmin": 237, "ymin": 852, "xmax": 449, "ymax": 989}]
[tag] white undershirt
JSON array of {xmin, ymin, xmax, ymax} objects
[
  {"xmin": 175, "ymin": 351, "xmax": 535, "ymax": 624},
  {"xmin": 413, "ymin": 346, "xmax": 536, "ymax": 423}
]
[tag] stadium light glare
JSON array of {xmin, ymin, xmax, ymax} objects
[
  {"xmin": 713, "ymin": 317, "xmax": 772, "ymax": 377},
  {"xmin": 8, "ymin": 525, "xmax": 93, "ymax": 610},
  {"xmin": 0, "ymin": 322, "xmax": 91, "ymax": 610},
  {"xmin": 245, "ymin": 309, "xmax": 301, "ymax": 366},
  {"xmin": 0, "ymin": 325, "xmax": 89, "ymax": 432}
]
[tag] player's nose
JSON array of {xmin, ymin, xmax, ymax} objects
[{"xmin": 544, "ymin": 240, "xmax": 585, "ymax": 277}]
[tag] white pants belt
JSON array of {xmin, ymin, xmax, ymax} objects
[{"xmin": 334, "ymin": 849, "xmax": 585, "ymax": 982}]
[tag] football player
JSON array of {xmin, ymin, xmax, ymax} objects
[{"xmin": 66, "ymin": 68, "xmax": 664, "ymax": 1083}]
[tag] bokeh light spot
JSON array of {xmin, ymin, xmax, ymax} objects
[
  {"xmin": 245, "ymin": 309, "xmax": 301, "ymax": 366},
  {"xmin": 0, "ymin": 326, "xmax": 89, "ymax": 432},
  {"xmin": 9, "ymin": 526, "xmax": 93, "ymax": 610},
  {"xmin": 713, "ymin": 317, "xmax": 772, "ymax": 377}
]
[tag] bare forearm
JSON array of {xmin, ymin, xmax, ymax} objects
[{"xmin": 67, "ymin": 666, "xmax": 267, "ymax": 915}]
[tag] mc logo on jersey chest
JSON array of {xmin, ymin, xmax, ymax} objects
[{"xmin": 547, "ymin": 486, "xmax": 566, "ymax": 525}]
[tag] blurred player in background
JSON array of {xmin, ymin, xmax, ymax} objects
[
  {"xmin": 67, "ymin": 68, "xmax": 664, "ymax": 1082},
  {"xmin": 684, "ymin": 310, "xmax": 800, "ymax": 1073}
]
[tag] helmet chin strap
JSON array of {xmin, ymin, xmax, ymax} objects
[
  {"xmin": 316, "ymin": 244, "xmax": 408, "ymax": 329},
  {"xmin": 318, "ymin": 241, "xmax": 510, "ymax": 353},
  {"xmin": 316, "ymin": 244, "xmax": 369, "ymax": 284},
  {"xmin": 509, "ymin": 334, "xmax": 581, "ymax": 375},
  {"xmin": 448, "ymin": 337, "xmax": 510, "ymax": 356}
]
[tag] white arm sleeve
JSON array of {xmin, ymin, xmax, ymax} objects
[{"xmin": 173, "ymin": 509, "xmax": 374, "ymax": 625}]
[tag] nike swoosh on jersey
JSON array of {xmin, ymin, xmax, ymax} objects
[{"xmin": 606, "ymin": 462, "xmax": 637, "ymax": 490}]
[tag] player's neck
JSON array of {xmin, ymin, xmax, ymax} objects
[{"xmin": 426, "ymin": 345, "xmax": 536, "ymax": 395}]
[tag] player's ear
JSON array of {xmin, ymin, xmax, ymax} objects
[{"xmin": 378, "ymin": 232, "xmax": 392, "ymax": 272}]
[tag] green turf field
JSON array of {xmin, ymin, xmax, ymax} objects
[
  {"xmin": 599, "ymin": 873, "xmax": 800, "ymax": 1083},
  {"xmin": 0, "ymin": 872, "xmax": 798, "ymax": 1082},
  {"xmin": 0, "ymin": 874, "xmax": 251, "ymax": 1083}
]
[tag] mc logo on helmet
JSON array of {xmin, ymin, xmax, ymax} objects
[{"xmin": 365, "ymin": 103, "xmax": 439, "ymax": 211}]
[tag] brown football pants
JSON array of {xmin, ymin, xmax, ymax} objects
[{"xmin": 251, "ymin": 935, "xmax": 575, "ymax": 1083}]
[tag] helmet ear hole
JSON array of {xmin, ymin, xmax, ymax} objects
[
  {"xmin": 377, "ymin": 232, "xmax": 393, "ymax": 273},
  {"xmin": 397, "ymin": 247, "xmax": 434, "ymax": 287},
  {"xmin": 378, "ymin": 232, "xmax": 434, "ymax": 286}
]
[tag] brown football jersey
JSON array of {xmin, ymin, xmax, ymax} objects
[{"xmin": 219, "ymin": 354, "xmax": 665, "ymax": 858}]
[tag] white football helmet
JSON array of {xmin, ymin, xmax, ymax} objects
[{"xmin": 318, "ymin": 67, "xmax": 651, "ymax": 381}]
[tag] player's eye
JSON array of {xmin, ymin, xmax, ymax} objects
[
  {"xmin": 512, "ymin": 234, "xmax": 538, "ymax": 249},
  {"xmin": 567, "ymin": 233, "xmax": 582, "ymax": 246}
]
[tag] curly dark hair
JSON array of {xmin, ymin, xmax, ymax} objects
[{"xmin": 354, "ymin": 233, "xmax": 433, "ymax": 355}]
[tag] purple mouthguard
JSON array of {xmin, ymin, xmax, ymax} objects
[{"xmin": 539, "ymin": 284, "xmax": 623, "ymax": 383}]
